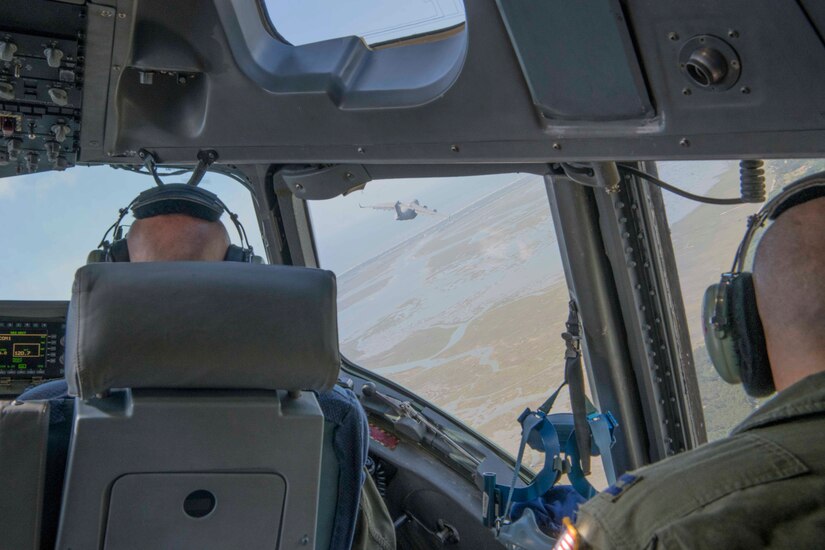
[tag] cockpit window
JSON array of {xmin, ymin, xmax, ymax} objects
[
  {"xmin": 261, "ymin": 0, "xmax": 466, "ymax": 47},
  {"xmin": 0, "ymin": 166, "xmax": 265, "ymax": 300},
  {"xmin": 309, "ymin": 174, "xmax": 606, "ymax": 484},
  {"xmin": 661, "ymin": 159, "xmax": 825, "ymax": 440}
]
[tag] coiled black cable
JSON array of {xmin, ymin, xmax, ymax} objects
[{"xmin": 739, "ymin": 160, "xmax": 767, "ymax": 202}]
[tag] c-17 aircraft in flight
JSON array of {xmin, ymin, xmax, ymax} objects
[{"xmin": 359, "ymin": 199, "xmax": 440, "ymax": 220}]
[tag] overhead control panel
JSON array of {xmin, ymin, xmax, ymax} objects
[{"xmin": 0, "ymin": 0, "xmax": 84, "ymax": 179}]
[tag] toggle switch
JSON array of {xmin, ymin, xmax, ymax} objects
[
  {"xmin": 44, "ymin": 46, "xmax": 64, "ymax": 68},
  {"xmin": 51, "ymin": 123, "xmax": 72, "ymax": 143},
  {"xmin": 44, "ymin": 139, "xmax": 60, "ymax": 162},
  {"xmin": 6, "ymin": 137, "xmax": 22, "ymax": 160},
  {"xmin": 0, "ymin": 82, "xmax": 13, "ymax": 100},
  {"xmin": 24, "ymin": 151, "xmax": 39, "ymax": 173},
  {"xmin": 48, "ymin": 88, "xmax": 68, "ymax": 106},
  {"xmin": 0, "ymin": 41, "xmax": 17, "ymax": 62}
]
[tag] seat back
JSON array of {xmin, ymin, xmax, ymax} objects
[
  {"xmin": 0, "ymin": 399, "xmax": 49, "ymax": 550},
  {"xmin": 55, "ymin": 262, "xmax": 342, "ymax": 549}
]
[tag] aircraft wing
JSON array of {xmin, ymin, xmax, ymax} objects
[
  {"xmin": 359, "ymin": 202, "xmax": 398, "ymax": 211},
  {"xmin": 407, "ymin": 203, "xmax": 439, "ymax": 215}
]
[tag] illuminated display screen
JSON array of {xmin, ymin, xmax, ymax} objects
[{"xmin": 0, "ymin": 321, "xmax": 64, "ymax": 379}]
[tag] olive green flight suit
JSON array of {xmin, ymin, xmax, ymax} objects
[
  {"xmin": 574, "ymin": 371, "xmax": 825, "ymax": 549},
  {"xmin": 352, "ymin": 469, "xmax": 397, "ymax": 550}
]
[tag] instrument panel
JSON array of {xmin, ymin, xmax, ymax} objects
[{"xmin": 0, "ymin": 301, "xmax": 67, "ymax": 394}]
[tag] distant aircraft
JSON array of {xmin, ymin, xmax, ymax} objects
[{"xmin": 359, "ymin": 199, "xmax": 439, "ymax": 221}]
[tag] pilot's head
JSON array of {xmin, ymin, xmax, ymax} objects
[
  {"xmin": 93, "ymin": 183, "xmax": 254, "ymax": 264},
  {"xmin": 753, "ymin": 196, "xmax": 825, "ymax": 390},
  {"xmin": 127, "ymin": 213, "xmax": 230, "ymax": 262}
]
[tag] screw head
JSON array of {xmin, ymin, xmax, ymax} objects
[
  {"xmin": 450, "ymin": 144, "xmax": 460, "ymax": 153},
  {"xmin": 668, "ymin": 32, "xmax": 679, "ymax": 41},
  {"xmin": 552, "ymin": 142, "xmax": 561, "ymax": 151},
  {"xmin": 682, "ymin": 88, "xmax": 691, "ymax": 96},
  {"xmin": 740, "ymin": 86, "xmax": 751, "ymax": 94},
  {"xmin": 679, "ymin": 138, "xmax": 690, "ymax": 147},
  {"xmin": 357, "ymin": 146, "xmax": 365, "ymax": 154},
  {"xmin": 728, "ymin": 29, "xmax": 739, "ymax": 38},
  {"xmin": 294, "ymin": 183, "xmax": 304, "ymax": 191}
]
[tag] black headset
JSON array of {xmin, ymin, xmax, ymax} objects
[
  {"xmin": 88, "ymin": 183, "xmax": 261, "ymax": 264},
  {"xmin": 702, "ymin": 171, "xmax": 825, "ymax": 397}
]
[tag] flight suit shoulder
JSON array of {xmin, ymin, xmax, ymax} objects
[{"xmin": 575, "ymin": 432, "xmax": 809, "ymax": 550}]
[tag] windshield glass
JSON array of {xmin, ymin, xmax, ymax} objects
[
  {"xmin": 262, "ymin": 0, "xmax": 465, "ymax": 46},
  {"xmin": 310, "ymin": 173, "xmax": 606, "ymax": 484},
  {"xmin": 0, "ymin": 166, "xmax": 265, "ymax": 300}
]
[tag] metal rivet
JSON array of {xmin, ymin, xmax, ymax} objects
[
  {"xmin": 679, "ymin": 138, "xmax": 690, "ymax": 147},
  {"xmin": 357, "ymin": 146, "xmax": 365, "ymax": 154},
  {"xmin": 668, "ymin": 32, "xmax": 679, "ymax": 41},
  {"xmin": 552, "ymin": 142, "xmax": 561, "ymax": 150},
  {"xmin": 99, "ymin": 9, "xmax": 114, "ymax": 17},
  {"xmin": 345, "ymin": 172, "xmax": 354, "ymax": 180},
  {"xmin": 117, "ymin": 12, "xmax": 127, "ymax": 19},
  {"xmin": 728, "ymin": 29, "xmax": 739, "ymax": 38},
  {"xmin": 682, "ymin": 88, "xmax": 691, "ymax": 96},
  {"xmin": 740, "ymin": 86, "xmax": 751, "ymax": 94},
  {"xmin": 450, "ymin": 144, "xmax": 460, "ymax": 152},
  {"xmin": 294, "ymin": 183, "xmax": 304, "ymax": 191}
]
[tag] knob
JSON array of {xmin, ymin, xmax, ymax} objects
[
  {"xmin": 51, "ymin": 123, "xmax": 72, "ymax": 143},
  {"xmin": 48, "ymin": 88, "xmax": 68, "ymax": 107},
  {"xmin": 6, "ymin": 137, "xmax": 22, "ymax": 160},
  {"xmin": 0, "ymin": 41, "xmax": 17, "ymax": 62},
  {"xmin": 43, "ymin": 46, "xmax": 64, "ymax": 68},
  {"xmin": 0, "ymin": 82, "xmax": 13, "ymax": 101}
]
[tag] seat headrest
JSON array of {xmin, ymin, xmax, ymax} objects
[{"xmin": 65, "ymin": 262, "xmax": 340, "ymax": 398}]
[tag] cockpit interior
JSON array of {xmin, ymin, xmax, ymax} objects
[{"xmin": 2, "ymin": 1, "xmax": 825, "ymax": 549}]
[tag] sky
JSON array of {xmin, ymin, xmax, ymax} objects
[{"xmin": 263, "ymin": 0, "xmax": 464, "ymax": 45}]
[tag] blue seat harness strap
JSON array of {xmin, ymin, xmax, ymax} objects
[{"xmin": 484, "ymin": 300, "xmax": 619, "ymax": 531}]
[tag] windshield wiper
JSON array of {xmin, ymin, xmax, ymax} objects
[{"xmin": 361, "ymin": 383, "xmax": 482, "ymax": 468}]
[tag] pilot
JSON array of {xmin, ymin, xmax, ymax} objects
[
  {"xmin": 560, "ymin": 191, "xmax": 825, "ymax": 549},
  {"xmin": 19, "ymin": 187, "xmax": 396, "ymax": 550}
]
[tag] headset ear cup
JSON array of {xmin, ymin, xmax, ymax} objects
[
  {"xmin": 729, "ymin": 273, "xmax": 775, "ymax": 397},
  {"xmin": 702, "ymin": 283, "xmax": 742, "ymax": 384},
  {"xmin": 223, "ymin": 245, "xmax": 248, "ymax": 262},
  {"xmin": 108, "ymin": 239, "xmax": 131, "ymax": 262},
  {"xmin": 86, "ymin": 249, "xmax": 107, "ymax": 264}
]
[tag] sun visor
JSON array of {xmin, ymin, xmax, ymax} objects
[{"xmin": 65, "ymin": 262, "xmax": 340, "ymax": 398}]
